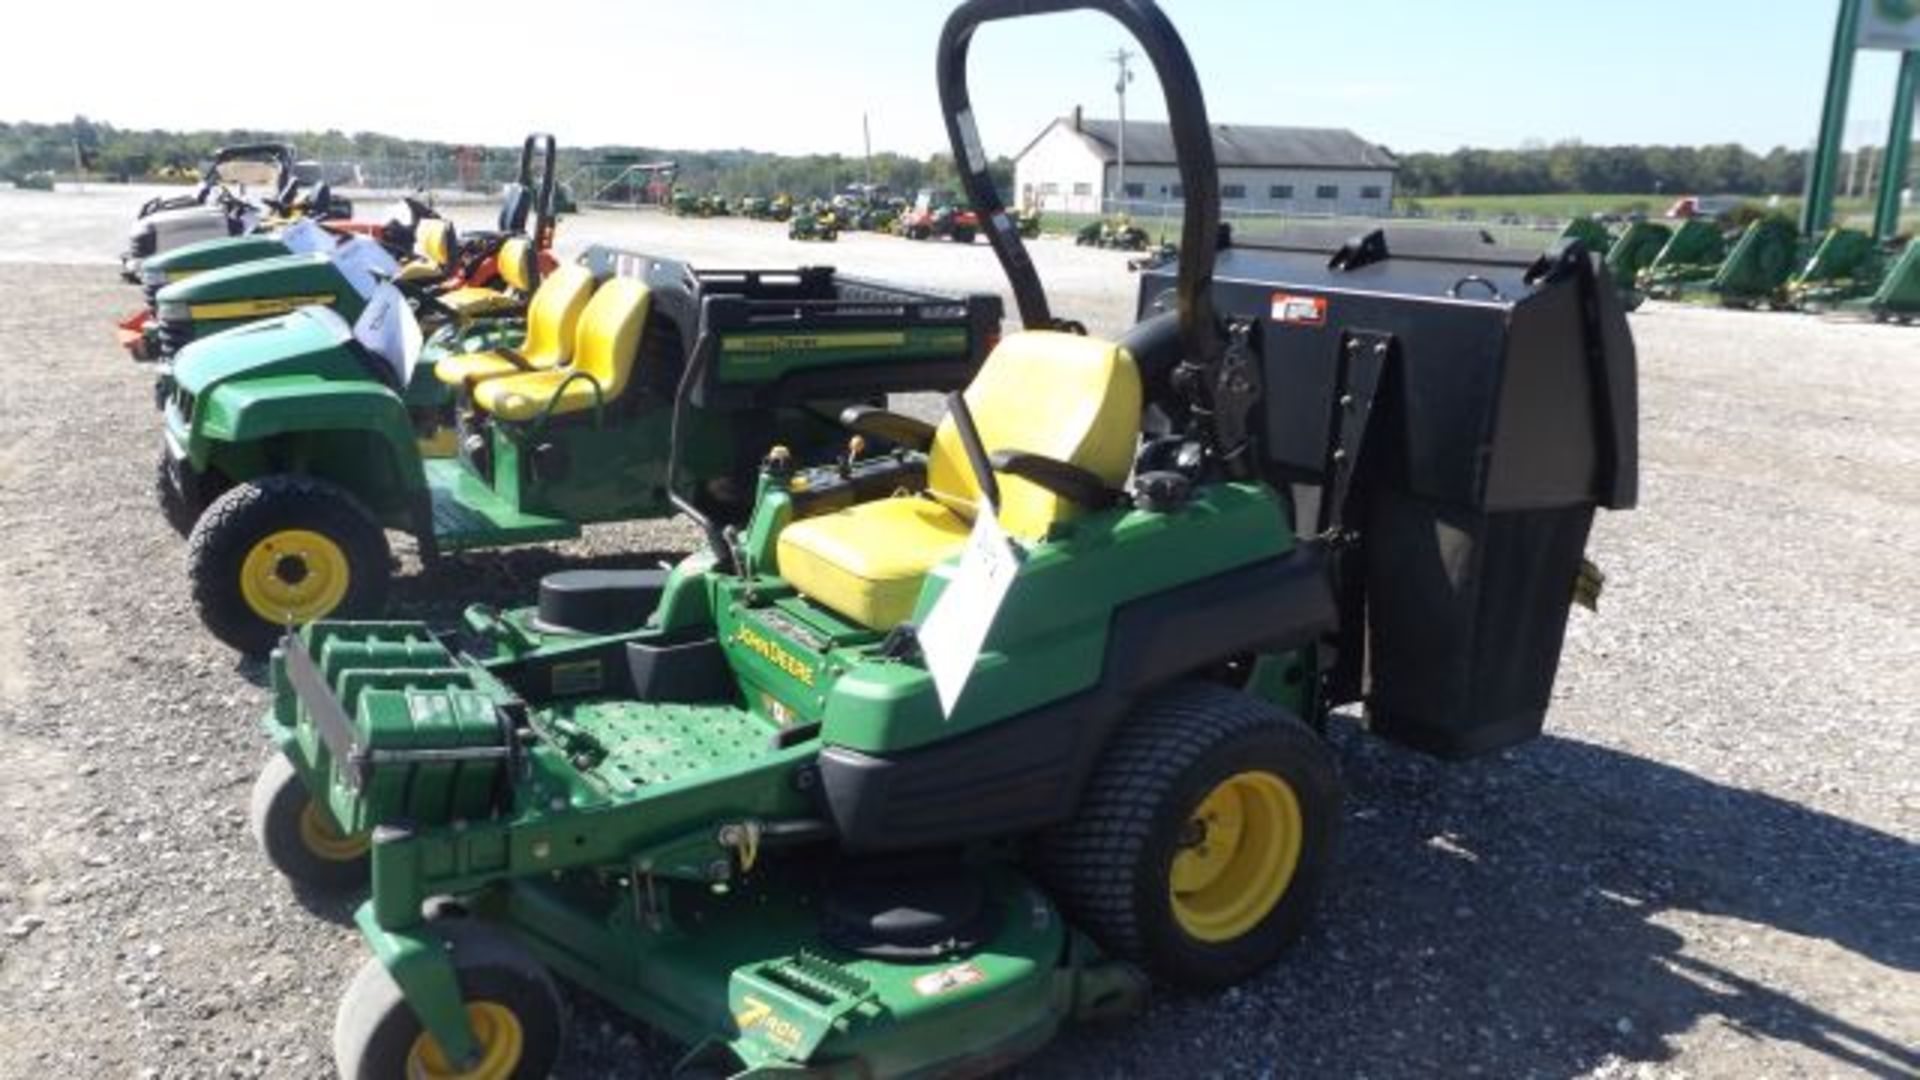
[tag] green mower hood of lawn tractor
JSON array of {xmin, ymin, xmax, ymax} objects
[
  {"xmin": 165, "ymin": 307, "xmax": 426, "ymax": 467},
  {"xmin": 138, "ymin": 232, "xmax": 296, "ymax": 288}
]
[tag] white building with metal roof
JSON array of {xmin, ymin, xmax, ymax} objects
[{"xmin": 1013, "ymin": 108, "xmax": 1399, "ymax": 218}]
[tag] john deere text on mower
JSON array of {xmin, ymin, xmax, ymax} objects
[
  {"xmin": 246, "ymin": 1, "xmax": 1637, "ymax": 1075},
  {"xmin": 168, "ymin": 244, "xmax": 1001, "ymax": 654}
]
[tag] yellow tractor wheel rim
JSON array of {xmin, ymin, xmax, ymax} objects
[
  {"xmin": 295, "ymin": 799, "xmax": 369, "ymax": 862},
  {"xmin": 1169, "ymin": 770, "xmax": 1304, "ymax": 943},
  {"xmin": 238, "ymin": 529, "xmax": 350, "ymax": 624},
  {"xmin": 407, "ymin": 1002, "xmax": 524, "ymax": 1080}
]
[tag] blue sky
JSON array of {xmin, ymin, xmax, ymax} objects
[{"xmin": 4, "ymin": 1, "xmax": 1909, "ymax": 156}]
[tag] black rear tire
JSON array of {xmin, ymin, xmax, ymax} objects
[
  {"xmin": 1038, "ymin": 681, "xmax": 1340, "ymax": 989},
  {"xmin": 335, "ymin": 920, "xmax": 564, "ymax": 1080},
  {"xmin": 187, "ymin": 475, "xmax": 392, "ymax": 656}
]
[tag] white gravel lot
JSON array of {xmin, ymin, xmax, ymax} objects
[{"xmin": 0, "ymin": 186, "xmax": 1913, "ymax": 1079}]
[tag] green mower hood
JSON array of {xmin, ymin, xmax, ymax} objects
[
  {"xmin": 155, "ymin": 251, "xmax": 364, "ymax": 328},
  {"xmin": 172, "ymin": 307, "xmax": 381, "ymax": 399},
  {"xmin": 139, "ymin": 233, "xmax": 296, "ymax": 287}
]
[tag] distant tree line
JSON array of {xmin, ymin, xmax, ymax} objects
[
  {"xmin": 1395, "ymin": 140, "xmax": 1917, "ymax": 198},
  {"xmin": 0, "ymin": 117, "xmax": 1012, "ymax": 198},
  {"xmin": 4, "ymin": 118, "xmax": 1908, "ymax": 201}
]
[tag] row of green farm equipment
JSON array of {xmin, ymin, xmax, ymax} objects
[
  {"xmin": 669, "ymin": 186, "xmax": 1045, "ymax": 243},
  {"xmin": 1570, "ymin": 213, "xmax": 1920, "ymax": 321}
]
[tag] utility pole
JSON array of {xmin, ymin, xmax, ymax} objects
[
  {"xmin": 863, "ymin": 112, "xmax": 873, "ymax": 189},
  {"xmin": 1109, "ymin": 47, "xmax": 1134, "ymax": 212}
]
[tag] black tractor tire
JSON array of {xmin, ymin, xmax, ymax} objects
[
  {"xmin": 249, "ymin": 753, "xmax": 370, "ymax": 892},
  {"xmin": 155, "ymin": 450, "xmax": 201, "ymax": 537},
  {"xmin": 335, "ymin": 919, "xmax": 565, "ymax": 1080},
  {"xmin": 952, "ymin": 227, "xmax": 977, "ymax": 244},
  {"xmin": 187, "ymin": 475, "xmax": 392, "ymax": 657},
  {"xmin": 1038, "ymin": 681, "xmax": 1340, "ymax": 989}
]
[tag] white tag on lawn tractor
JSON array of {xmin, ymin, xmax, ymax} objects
[
  {"xmin": 278, "ymin": 217, "xmax": 332, "ymax": 255},
  {"xmin": 917, "ymin": 508, "xmax": 1022, "ymax": 717},
  {"xmin": 331, "ymin": 236, "xmax": 401, "ymax": 300},
  {"xmin": 353, "ymin": 284, "xmax": 423, "ymax": 387}
]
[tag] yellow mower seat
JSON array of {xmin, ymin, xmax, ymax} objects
[
  {"xmin": 435, "ymin": 264, "xmax": 598, "ymax": 390},
  {"xmin": 435, "ymin": 236, "xmax": 536, "ymax": 320},
  {"xmin": 775, "ymin": 331, "xmax": 1141, "ymax": 629},
  {"xmin": 392, "ymin": 218, "xmax": 460, "ymax": 284},
  {"xmin": 472, "ymin": 277, "xmax": 651, "ymax": 423}
]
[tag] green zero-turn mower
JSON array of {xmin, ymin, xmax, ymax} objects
[
  {"xmin": 134, "ymin": 134, "xmax": 568, "ymax": 365},
  {"xmin": 164, "ymin": 245, "xmax": 1001, "ymax": 655},
  {"xmin": 246, "ymin": 1, "xmax": 1639, "ymax": 1076}
]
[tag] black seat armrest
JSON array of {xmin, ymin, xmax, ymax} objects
[
  {"xmin": 989, "ymin": 449, "xmax": 1121, "ymax": 509},
  {"xmin": 839, "ymin": 404, "xmax": 936, "ymax": 452}
]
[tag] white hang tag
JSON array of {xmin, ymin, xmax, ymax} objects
[
  {"xmin": 331, "ymin": 236, "xmax": 401, "ymax": 300},
  {"xmin": 916, "ymin": 507, "xmax": 1023, "ymax": 717},
  {"xmin": 352, "ymin": 283, "xmax": 423, "ymax": 387},
  {"xmin": 278, "ymin": 217, "xmax": 332, "ymax": 255}
]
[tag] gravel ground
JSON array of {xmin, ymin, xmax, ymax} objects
[{"xmin": 0, "ymin": 190, "xmax": 1915, "ymax": 1079}]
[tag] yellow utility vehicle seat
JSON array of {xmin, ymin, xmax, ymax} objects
[
  {"xmin": 434, "ymin": 236, "xmax": 536, "ymax": 320},
  {"xmin": 472, "ymin": 277, "xmax": 652, "ymax": 423},
  {"xmin": 434, "ymin": 264, "xmax": 598, "ymax": 390},
  {"xmin": 393, "ymin": 218, "xmax": 459, "ymax": 284},
  {"xmin": 775, "ymin": 331, "xmax": 1141, "ymax": 629}
]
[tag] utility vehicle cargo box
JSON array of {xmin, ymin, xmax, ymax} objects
[
  {"xmin": 1140, "ymin": 233, "xmax": 1638, "ymax": 757},
  {"xmin": 582, "ymin": 245, "xmax": 1002, "ymax": 410}
]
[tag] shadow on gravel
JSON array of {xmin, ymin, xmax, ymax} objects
[
  {"xmin": 1028, "ymin": 727, "xmax": 1918, "ymax": 1078},
  {"xmin": 285, "ymin": 882, "xmax": 362, "ymax": 928}
]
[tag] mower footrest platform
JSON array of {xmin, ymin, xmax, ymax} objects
[{"xmin": 425, "ymin": 458, "xmax": 577, "ymax": 551}]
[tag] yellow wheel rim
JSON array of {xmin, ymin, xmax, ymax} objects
[
  {"xmin": 1169, "ymin": 770, "xmax": 1304, "ymax": 943},
  {"xmin": 406, "ymin": 1001, "xmax": 524, "ymax": 1080},
  {"xmin": 238, "ymin": 528, "xmax": 351, "ymax": 624},
  {"xmin": 295, "ymin": 799, "xmax": 369, "ymax": 862}
]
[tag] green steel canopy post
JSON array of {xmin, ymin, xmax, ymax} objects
[
  {"xmin": 1805, "ymin": 0, "xmax": 1866, "ymax": 237},
  {"xmin": 1874, "ymin": 50, "xmax": 1918, "ymax": 241}
]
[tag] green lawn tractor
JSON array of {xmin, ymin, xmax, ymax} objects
[
  {"xmin": 129, "ymin": 134, "xmax": 567, "ymax": 365},
  {"xmin": 166, "ymin": 244, "xmax": 1002, "ymax": 654},
  {"xmin": 1789, "ymin": 228, "xmax": 1920, "ymax": 323},
  {"xmin": 1075, "ymin": 213, "xmax": 1152, "ymax": 251},
  {"xmin": 245, "ymin": 2, "xmax": 1638, "ymax": 1076},
  {"xmin": 121, "ymin": 142, "xmax": 304, "ymax": 282},
  {"xmin": 788, "ymin": 205, "xmax": 841, "ymax": 242},
  {"xmin": 1604, "ymin": 220, "xmax": 1671, "ymax": 311},
  {"xmin": 1637, "ymin": 216, "xmax": 1729, "ymax": 300},
  {"xmin": 1704, "ymin": 215, "xmax": 1800, "ymax": 309}
]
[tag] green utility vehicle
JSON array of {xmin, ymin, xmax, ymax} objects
[
  {"xmin": 133, "ymin": 134, "xmax": 565, "ymax": 364},
  {"xmin": 247, "ymin": 2, "xmax": 1638, "ymax": 1076},
  {"xmin": 165, "ymin": 246, "xmax": 1001, "ymax": 654}
]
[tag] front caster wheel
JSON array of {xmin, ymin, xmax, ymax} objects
[
  {"xmin": 335, "ymin": 921, "xmax": 565, "ymax": 1080},
  {"xmin": 1040, "ymin": 681, "xmax": 1341, "ymax": 989},
  {"xmin": 249, "ymin": 753, "xmax": 369, "ymax": 892},
  {"xmin": 186, "ymin": 474, "xmax": 392, "ymax": 656}
]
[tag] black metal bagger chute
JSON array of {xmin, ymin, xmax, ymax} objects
[{"xmin": 1136, "ymin": 224, "xmax": 1638, "ymax": 757}]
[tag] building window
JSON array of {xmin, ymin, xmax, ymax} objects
[
  {"xmin": 1040, "ymin": 182, "xmax": 1060, "ymax": 196},
  {"xmin": 1270, "ymin": 184, "xmax": 1294, "ymax": 199},
  {"xmin": 1072, "ymin": 182, "xmax": 1093, "ymax": 197},
  {"xmin": 1123, "ymin": 182, "xmax": 1145, "ymax": 198},
  {"xmin": 1222, "ymin": 184, "xmax": 1247, "ymax": 200},
  {"xmin": 1316, "ymin": 184, "xmax": 1339, "ymax": 200},
  {"xmin": 1171, "ymin": 184, "xmax": 1185, "ymax": 199},
  {"xmin": 1360, "ymin": 185, "xmax": 1384, "ymax": 200}
]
